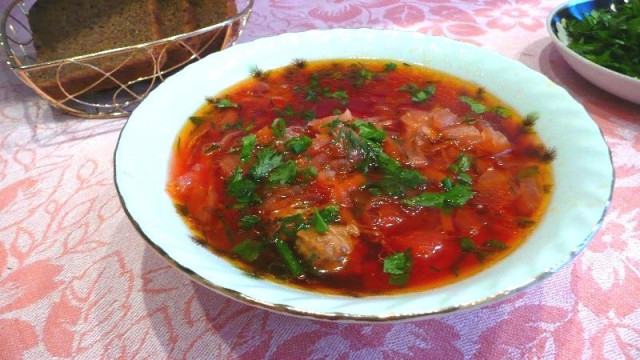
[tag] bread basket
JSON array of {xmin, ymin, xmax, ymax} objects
[{"xmin": 0, "ymin": 0, "xmax": 253, "ymax": 118}]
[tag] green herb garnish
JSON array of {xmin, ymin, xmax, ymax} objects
[
  {"xmin": 352, "ymin": 120, "xmax": 387, "ymax": 143},
  {"xmin": 189, "ymin": 116, "xmax": 204, "ymax": 127},
  {"xmin": 227, "ymin": 168, "xmax": 260, "ymax": 207},
  {"xmin": 563, "ymin": 2, "xmax": 640, "ymax": 79},
  {"xmin": 457, "ymin": 172, "xmax": 473, "ymax": 185},
  {"xmin": 269, "ymin": 160, "xmax": 298, "ymax": 185},
  {"xmin": 494, "ymin": 107, "xmax": 510, "ymax": 117},
  {"xmin": 318, "ymin": 205, "xmax": 340, "ymax": 224},
  {"xmin": 311, "ymin": 207, "xmax": 330, "ymax": 234},
  {"xmin": 271, "ymin": 117, "xmax": 286, "ymax": 138},
  {"xmin": 398, "ymin": 83, "xmax": 436, "ymax": 103},
  {"xmin": 278, "ymin": 214, "xmax": 308, "ymax": 238},
  {"xmin": 240, "ymin": 134, "xmax": 257, "ymax": 162},
  {"xmin": 460, "ymin": 96, "xmax": 487, "ymax": 114},
  {"xmin": 233, "ymin": 239, "xmax": 263, "ymax": 262},
  {"xmin": 441, "ymin": 177, "xmax": 453, "ymax": 191},
  {"xmin": 250, "ymin": 148, "xmax": 283, "ymax": 179},
  {"xmin": 449, "ymin": 154, "xmax": 473, "ymax": 173},
  {"xmin": 239, "ymin": 214, "xmax": 260, "ymax": 229},
  {"xmin": 458, "ymin": 237, "xmax": 508, "ymax": 262},
  {"xmin": 273, "ymin": 238, "xmax": 304, "ymax": 277},
  {"xmin": 328, "ymin": 90, "xmax": 349, "ymax": 105},
  {"xmin": 210, "ymin": 98, "xmax": 239, "ymax": 109},
  {"xmin": 402, "ymin": 184, "xmax": 474, "ymax": 208},
  {"xmin": 383, "ymin": 250, "xmax": 413, "ymax": 286},
  {"xmin": 285, "ymin": 135, "xmax": 312, "ymax": 154},
  {"xmin": 301, "ymin": 166, "xmax": 318, "ymax": 180}
]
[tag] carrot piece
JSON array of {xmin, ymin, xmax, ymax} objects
[
  {"xmin": 382, "ymin": 138, "xmax": 405, "ymax": 163},
  {"xmin": 332, "ymin": 173, "xmax": 366, "ymax": 206},
  {"xmin": 255, "ymin": 126, "xmax": 274, "ymax": 145},
  {"xmin": 440, "ymin": 211, "xmax": 455, "ymax": 232},
  {"xmin": 419, "ymin": 166, "xmax": 448, "ymax": 183}
]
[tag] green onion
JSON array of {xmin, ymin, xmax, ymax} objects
[
  {"xmin": 271, "ymin": 118, "xmax": 286, "ymax": 138},
  {"xmin": 285, "ymin": 136, "xmax": 312, "ymax": 154},
  {"xmin": 273, "ymin": 238, "xmax": 304, "ymax": 277},
  {"xmin": 311, "ymin": 207, "xmax": 329, "ymax": 234},
  {"xmin": 239, "ymin": 214, "xmax": 260, "ymax": 229},
  {"xmin": 240, "ymin": 134, "xmax": 257, "ymax": 162}
]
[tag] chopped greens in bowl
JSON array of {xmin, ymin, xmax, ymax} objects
[{"xmin": 548, "ymin": 0, "xmax": 640, "ymax": 104}]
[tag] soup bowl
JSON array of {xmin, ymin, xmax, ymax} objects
[{"xmin": 115, "ymin": 28, "xmax": 613, "ymax": 322}]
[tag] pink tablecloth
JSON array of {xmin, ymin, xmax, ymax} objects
[{"xmin": 2, "ymin": 0, "xmax": 639, "ymax": 359}]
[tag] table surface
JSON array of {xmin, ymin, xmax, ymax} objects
[{"xmin": 2, "ymin": 0, "xmax": 640, "ymax": 359}]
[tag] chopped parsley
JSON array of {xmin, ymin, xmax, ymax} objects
[
  {"xmin": 458, "ymin": 237, "xmax": 508, "ymax": 261},
  {"xmin": 189, "ymin": 116, "xmax": 204, "ymax": 127},
  {"xmin": 268, "ymin": 160, "xmax": 298, "ymax": 185},
  {"xmin": 301, "ymin": 166, "xmax": 318, "ymax": 180},
  {"xmin": 233, "ymin": 239, "xmax": 263, "ymax": 262},
  {"xmin": 562, "ymin": 1, "xmax": 640, "ymax": 79},
  {"xmin": 383, "ymin": 250, "xmax": 413, "ymax": 286},
  {"xmin": 384, "ymin": 62, "xmax": 398, "ymax": 71},
  {"xmin": 398, "ymin": 83, "xmax": 436, "ymax": 103},
  {"xmin": 250, "ymin": 148, "xmax": 283, "ymax": 179},
  {"xmin": 449, "ymin": 154, "xmax": 473, "ymax": 173},
  {"xmin": 495, "ymin": 107, "xmax": 510, "ymax": 117},
  {"xmin": 240, "ymin": 134, "xmax": 257, "ymax": 162},
  {"xmin": 352, "ymin": 120, "xmax": 386, "ymax": 143},
  {"xmin": 209, "ymin": 97, "xmax": 239, "ymax": 109},
  {"xmin": 278, "ymin": 214, "xmax": 308, "ymax": 238},
  {"xmin": 460, "ymin": 96, "xmax": 487, "ymax": 114},
  {"xmin": 402, "ymin": 183, "xmax": 474, "ymax": 208},
  {"xmin": 318, "ymin": 205, "xmax": 340, "ymax": 223},
  {"xmin": 227, "ymin": 168, "xmax": 260, "ymax": 207}
]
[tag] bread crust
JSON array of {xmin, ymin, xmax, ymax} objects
[{"xmin": 27, "ymin": 0, "xmax": 236, "ymax": 101}]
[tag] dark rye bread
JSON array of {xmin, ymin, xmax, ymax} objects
[{"xmin": 27, "ymin": 0, "xmax": 235, "ymax": 101}]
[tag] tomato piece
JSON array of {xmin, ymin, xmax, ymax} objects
[
  {"xmin": 515, "ymin": 177, "xmax": 543, "ymax": 217},
  {"xmin": 454, "ymin": 207, "xmax": 486, "ymax": 237},
  {"xmin": 385, "ymin": 229, "xmax": 448, "ymax": 259}
]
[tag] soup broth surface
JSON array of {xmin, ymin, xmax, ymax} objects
[{"xmin": 167, "ymin": 59, "xmax": 554, "ymax": 295}]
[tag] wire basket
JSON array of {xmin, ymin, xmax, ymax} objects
[{"xmin": 0, "ymin": 0, "xmax": 253, "ymax": 118}]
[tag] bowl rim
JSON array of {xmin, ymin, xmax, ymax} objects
[{"xmin": 114, "ymin": 28, "xmax": 615, "ymax": 322}]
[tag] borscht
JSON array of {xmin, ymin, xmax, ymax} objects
[{"xmin": 166, "ymin": 59, "xmax": 555, "ymax": 295}]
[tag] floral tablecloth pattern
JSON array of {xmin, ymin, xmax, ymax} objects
[{"xmin": 1, "ymin": 0, "xmax": 639, "ymax": 359}]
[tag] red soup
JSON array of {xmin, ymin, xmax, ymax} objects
[{"xmin": 167, "ymin": 59, "xmax": 555, "ymax": 295}]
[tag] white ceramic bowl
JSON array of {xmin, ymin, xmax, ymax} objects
[
  {"xmin": 547, "ymin": 0, "xmax": 640, "ymax": 104},
  {"xmin": 115, "ymin": 28, "xmax": 614, "ymax": 322}
]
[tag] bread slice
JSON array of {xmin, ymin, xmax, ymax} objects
[{"xmin": 26, "ymin": 0, "xmax": 235, "ymax": 101}]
